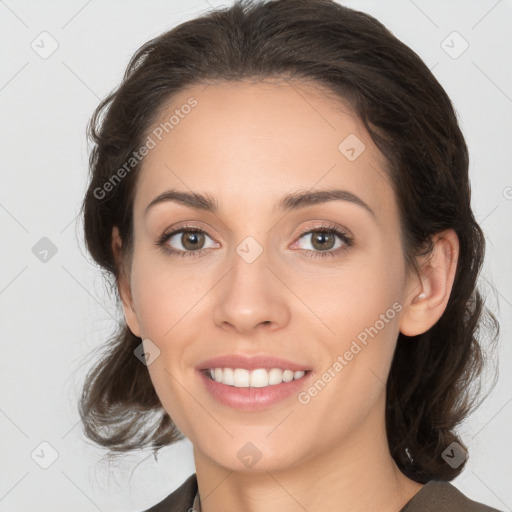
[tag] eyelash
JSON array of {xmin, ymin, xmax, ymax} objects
[{"xmin": 155, "ymin": 222, "xmax": 354, "ymax": 260}]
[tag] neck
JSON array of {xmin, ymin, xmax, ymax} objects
[{"xmin": 193, "ymin": 395, "xmax": 423, "ymax": 512}]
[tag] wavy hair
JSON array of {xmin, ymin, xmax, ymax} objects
[{"xmin": 79, "ymin": 0, "xmax": 499, "ymax": 482}]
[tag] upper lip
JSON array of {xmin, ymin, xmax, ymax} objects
[{"xmin": 196, "ymin": 355, "xmax": 311, "ymax": 372}]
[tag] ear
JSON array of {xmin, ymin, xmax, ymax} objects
[
  {"xmin": 399, "ymin": 229, "xmax": 459, "ymax": 336},
  {"xmin": 112, "ymin": 226, "xmax": 141, "ymax": 338}
]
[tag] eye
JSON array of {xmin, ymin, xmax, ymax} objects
[
  {"xmin": 292, "ymin": 224, "xmax": 353, "ymax": 259},
  {"xmin": 156, "ymin": 226, "xmax": 219, "ymax": 258}
]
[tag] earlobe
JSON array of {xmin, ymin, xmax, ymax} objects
[
  {"xmin": 399, "ymin": 229, "xmax": 459, "ymax": 337},
  {"xmin": 111, "ymin": 226, "xmax": 141, "ymax": 338}
]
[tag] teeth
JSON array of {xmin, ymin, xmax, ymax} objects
[
  {"xmin": 249, "ymin": 368, "xmax": 268, "ymax": 387},
  {"xmin": 207, "ymin": 368, "xmax": 306, "ymax": 387},
  {"xmin": 223, "ymin": 367, "xmax": 234, "ymax": 385}
]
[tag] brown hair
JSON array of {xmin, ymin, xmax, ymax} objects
[{"xmin": 79, "ymin": 0, "xmax": 499, "ymax": 482}]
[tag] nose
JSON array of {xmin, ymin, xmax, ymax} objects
[{"xmin": 212, "ymin": 242, "xmax": 291, "ymax": 335}]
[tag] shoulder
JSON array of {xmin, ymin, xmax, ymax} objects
[
  {"xmin": 140, "ymin": 473, "xmax": 197, "ymax": 512},
  {"xmin": 401, "ymin": 480, "xmax": 503, "ymax": 512}
]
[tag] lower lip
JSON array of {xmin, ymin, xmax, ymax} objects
[{"xmin": 198, "ymin": 370, "xmax": 313, "ymax": 411}]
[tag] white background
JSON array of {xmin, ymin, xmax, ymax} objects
[{"xmin": 0, "ymin": 1, "xmax": 511, "ymax": 511}]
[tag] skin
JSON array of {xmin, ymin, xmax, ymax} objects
[{"xmin": 112, "ymin": 79, "xmax": 459, "ymax": 512}]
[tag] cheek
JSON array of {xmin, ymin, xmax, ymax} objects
[
  {"xmin": 302, "ymin": 247, "xmax": 405, "ymax": 340},
  {"xmin": 130, "ymin": 248, "xmax": 205, "ymax": 336},
  {"xmin": 307, "ymin": 242, "xmax": 406, "ymax": 395},
  {"xmin": 128, "ymin": 249, "xmax": 208, "ymax": 428},
  {"xmin": 295, "ymin": 264, "xmax": 404, "ymax": 441}
]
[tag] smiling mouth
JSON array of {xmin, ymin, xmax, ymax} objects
[{"xmin": 203, "ymin": 367, "xmax": 311, "ymax": 387}]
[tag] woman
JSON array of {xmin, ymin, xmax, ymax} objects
[{"xmin": 79, "ymin": 0, "xmax": 501, "ymax": 510}]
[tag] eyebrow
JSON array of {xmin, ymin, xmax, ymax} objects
[{"xmin": 144, "ymin": 188, "xmax": 375, "ymax": 217}]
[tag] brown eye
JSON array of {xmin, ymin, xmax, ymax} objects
[
  {"xmin": 156, "ymin": 227, "xmax": 219, "ymax": 257},
  {"xmin": 309, "ymin": 230, "xmax": 336, "ymax": 251},
  {"xmin": 179, "ymin": 231, "xmax": 206, "ymax": 251},
  {"xmin": 296, "ymin": 228, "xmax": 349, "ymax": 252},
  {"xmin": 291, "ymin": 224, "xmax": 354, "ymax": 259}
]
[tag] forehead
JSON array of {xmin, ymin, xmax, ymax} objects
[{"xmin": 134, "ymin": 79, "xmax": 395, "ymax": 221}]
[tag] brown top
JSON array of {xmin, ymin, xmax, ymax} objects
[{"xmin": 141, "ymin": 473, "xmax": 503, "ymax": 512}]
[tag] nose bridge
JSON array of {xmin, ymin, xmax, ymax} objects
[
  {"xmin": 233, "ymin": 233, "xmax": 270, "ymax": 286},
  {"xmin": 212, "ymin": 232, "xmax": 290, "ymax": 332}
]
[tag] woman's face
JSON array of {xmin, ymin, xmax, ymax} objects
[{"xmin": 120, "ymin": 79, "xmax": 419, "ymax": 473}]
